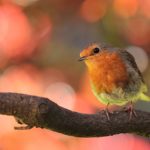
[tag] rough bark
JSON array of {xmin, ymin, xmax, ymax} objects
[{"xmin": 0, "ymin": 92, "xmax": 150, "ymax": 137}]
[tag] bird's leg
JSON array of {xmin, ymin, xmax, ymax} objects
[
  {"xmin": 125, "ymin": 101, "xmax": 137, "ymax": 120},
  {"xmin": 129, "ymin": 101, "xmax": 137, "ymax": 120},
  {"xmin": 105, "ymin": 103, "xmax": 110, "ymax": 120}
]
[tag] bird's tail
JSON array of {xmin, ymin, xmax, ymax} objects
[{"xmin": 140, "ymin": 93, "xmax": 150, "ymax": 101}]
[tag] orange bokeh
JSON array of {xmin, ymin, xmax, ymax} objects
[
  {"xmin": 113, "ymin": 0, "xmax": 138, "ymax": 18},
  {"xmin": 77, "ymin": 134, "xmax": 150, "ymax": 150},
  {"xmin": 0, "ymin": 115, "xmax": 17, "ymax": 136},
  {"xmin": 0, "ymin": 64, "xmax": 43, "ymax": 96},
  {"xmin": 32, "ymin": 13, "xmax": 52, "ymax": 49},
  {"xmin": 123, "ymin": 18, "xmax": 150, "ymax": 46},
  {"xmin": 35, "ymin": 15, "xmax": 52, "ymax": 41},
  {"xmin": 139, "ymin": 0, "xmax": 150, "ymax": 19},
  {"xmin": 80, "ymin": 0, "xmax": 107, "ymax": 23},
  {"xmin": 0, "ymin": 4, "xmax": 34, "ymax": 59},
  {"xmin": 0, "ymin": 129, "xmax": 67, "ymax": 150},
  {"xmin": 41, "ymin": 68, "xmax": 67, "ymax": 87},
  {"xmin": 74, "ymin": 94, "xmax": 95, "ymax": 113}
]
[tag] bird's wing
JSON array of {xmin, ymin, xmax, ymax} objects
[{"xmin": 117, "ymin": 49, "xmax": 144, "ymax": 83}]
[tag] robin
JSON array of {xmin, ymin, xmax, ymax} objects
[{"xmin": 79, "ymin": 43, "xmax": 150, "ymax": 120}]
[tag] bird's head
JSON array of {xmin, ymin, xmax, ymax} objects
[
  {"xmin": 79, "ymin": 43, "xmax": 102, "ymax": 61},
  {"xmin": 79, "ymin": 43, "xmax": 120, "ymax": 71},
  {"xmin": 79, "ymin": 43, "xmax": 109, "ymax": 70}
]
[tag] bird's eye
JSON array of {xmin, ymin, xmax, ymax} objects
[{"xmin": 93, "ymin": 47, "xmax": 100, "ymax": 54}]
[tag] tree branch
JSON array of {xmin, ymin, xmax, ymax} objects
[{"xmin": 0, "ymin": 92, "xmax": 150, "ymax": 137}]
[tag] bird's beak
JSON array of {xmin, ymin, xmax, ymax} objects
[{"xmin": 78, "ymin": 56, "xmax": 87, "ymax": 61}]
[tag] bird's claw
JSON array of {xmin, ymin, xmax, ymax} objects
[
  {"xmin": 123, "ymin": 102, "xmax": 137, "ymax": 120},
  {"xmin": 128, "ymin": 107, "xmax": 137, "ymax": 120},
  {"xmin": 103, "ymin": 103, "xmax": 111, "ymax": 121},
  {"xmin": 105, "ymin": 109, "xmax": 110, "ymax": 121}
]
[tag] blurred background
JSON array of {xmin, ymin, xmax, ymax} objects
[{"xmin": 0, "ymin": 0, "xmax": 149, "ymax": 149}]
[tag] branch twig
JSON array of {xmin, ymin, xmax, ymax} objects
[{"xmin": 0, "ymin": 92, "xmax": 150, "ymax": 137}]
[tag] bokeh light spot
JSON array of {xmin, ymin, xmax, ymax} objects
[
  {"xmin": 113, "ymin": 0, "xmax": 138, "ymax": 18},
  {"xmin": 126, "ymin": 46, "xmax": 149, "ymax": 72},
  {"xmin": 0, "ymin": 4, "xmax": 33, "ymax": 59},
  {"xmin": 80, "ymin": 0, "xmax": 107, "ymax": 23},
  {"xmin": 139, "ymin": 0, "xmax": 150, "ymax": 19},
  {"xmin": 123, "ymin": 18, "xmax": 150, "ymax": 45},
  {"xmin": 44, "ymin": 82, "xmax": 76, "ymax": 110},
  {"xmin": 0, "ymin": 64, "xmax": 43, "ymax": 96}
]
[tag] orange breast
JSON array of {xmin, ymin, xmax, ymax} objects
[{"xmin": 88, "ymin": 51, "xmax": 129, "ymax": 93}]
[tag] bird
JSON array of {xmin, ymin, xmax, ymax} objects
[{"xmin": 79, "ymin": 43, "xmax": 150, "ymax": 120}]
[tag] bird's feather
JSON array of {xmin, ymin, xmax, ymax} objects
[{"xmin": 140, "ymin": 93, "xmax": 150, "ymax": 101}]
